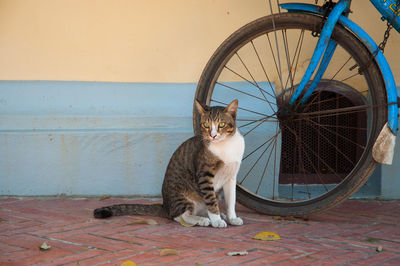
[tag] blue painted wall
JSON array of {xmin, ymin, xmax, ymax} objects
[
  {"xmin": 0, "ymin": 81, "xmax": 194, "ymax": 196},
  {"xmin": 0, "ymin": 81, "xmax": 398, "ymax": 198}
]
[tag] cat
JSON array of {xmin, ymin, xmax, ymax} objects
[{"xmin": 93, "ymin": 99, "xmax": 245, "ymax": 228}]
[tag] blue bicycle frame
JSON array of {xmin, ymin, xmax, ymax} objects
[{"xmin": 281, "ymin": 0, "xmax": 399, "ymax": 135}]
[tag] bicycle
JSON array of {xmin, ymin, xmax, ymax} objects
[{"xmin": 194, "ymin": 0, "xmax": 400, "ymax": 216}]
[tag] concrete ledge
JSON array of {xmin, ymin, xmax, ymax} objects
[{"xmin": 0, "ymin": 130, "xmax": 191, "ymax": 196}]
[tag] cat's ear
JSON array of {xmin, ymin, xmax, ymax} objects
[
  {"xmin": 195, "ymin": 99, "xmax": 206, "ymax": 115},
  {"xmin": 225, "ymin": 99, "xmax": 238, "ymax": 119}
]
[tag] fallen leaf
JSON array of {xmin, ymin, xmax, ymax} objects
[
  {"xmin": 160, "ymin": 249, "xmax": 178, "ymax": 256},
  {"xmin": 0, "ymin": 218, "xmax": 4, "ymax": 223},
  {"xmin": 38, "ymin": 242, "xmax": 51, "ymax": 251},
  {"xmin": 179, "ymin": 216, "xmax": 195, "ymax": 227},
  {"xmin": 121, "ymin": 260, "xmax": 137, "ymax": 266},
  {"xmin": 253, "ymin": 231, "xmax": 281, "ymax": 241},
  {"xmin": 127, "ymin": 219, "xmax": 158, "ymax": 225},
  {"xmin": 100, "ymin": 195, "xmax": 111, "ymax": 201},
  {"xmin": 376, "ymin": 246, "xmax": 383, "ymax": 252},
  {"xmin": 227, "ymin": 251, "xmax": 248, "ymax": 256},
  {"xmin": 272, "ymin": 216, "xmax": 282, "ymax": 220}
]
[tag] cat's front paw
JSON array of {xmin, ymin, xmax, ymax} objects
[
  {"xmin": 197, "ymin": 217, "xmax": 211, "ymax": 227},
  {"xmin": 228, "ymin": 217, "xmax": 243, "ymax": 226},
  {"xmin": 211, "ymin": 218, "xmax": 227, "ymax": 228}
]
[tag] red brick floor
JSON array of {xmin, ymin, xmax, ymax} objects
[{"xmin": 0, "ymin": 197, "xmax": 399, "ymax": 265}]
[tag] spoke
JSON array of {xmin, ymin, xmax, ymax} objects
[
  {"xmin": 304, "ymin": 123, "xmax": 367, "ymax": 131},
  {"xmin": 293, "ymin": 44, "xmax": 337, "ymax": 112},
  {"xmin": 240, "ymin": 129, "xmax": 280, "ymax": 184},
  {"xmin": 301, "ymin": 83, "xmax": 331, "ymax": 112},
  {"xmin": 216, "ymin": 82, "xmax": 277, "ymax": 106},
  {"xmin": 239, "ymin": 116, "xmax": 277, "ymax": 129},
  {"xmin": 296, "ymin": 120, "xmax": 311, "ymax": 199},
  {"xmin": 300, "ymin": 135, "xmax": 330, "ymax": 192},
  {"xmin": 256, "ymin": 133, "xmax": 278, "ymax": 194},
  {"xmin": 304, "ymin": 91, "xmax": 368, "ymax": 111},
  {"xmin": 223, "ymin": 66, "xmax": 277, "ymax": 104},
  {"xmin": 296, "ymin": 104, "xmax": 371, "ymax": 118},
  {"xmin": 283, "ymin": 124, "xmax": 345, "ymax": 181},
  {"xmin": 340, "ymin": 72, "xmax": 360, "ymax": 82},
  {"xmin": 268, "ymin": 0, "xmax": 284, "ymax": 91},
  {"xmin": 305, "ymin": 119, "xmax": 357, "ymax": 166},
  {"xmin": 331, "ymin": 56, "xmax": 352, "ymax": 80},
  {"xmin": 224, "ymin": 66, "xmax": 259, "ymax": 89},
  {"xmin": 250, "ymin": 40, "xmax": 277, "ymax": 97},
  {"xmin": 281, "ymin": 28, "xmax": 295, "ymax": 93},
  {"xmin": 284, "ymin": 29, "xmax": 305, "ymax": 90},
  {"xmin": 243, "ymin": 120, "xmax": 265, "ymax": 137},
  {"xmin": 235, "ymin": 52, "xmax": 276, "ymax": 112},
  {"xmin": 272, "ymin": 122, "xmax": 279, "ymax": 199},
  {"xmin": 211, "ymin": 99, "xmax": 270, "ymax": 117},
  {"xmin": 304, "ymin": 117, "xmax": 366, "ymax": 149},
  {"xmin": 242, "ymin": 129, "xmax": 281, "ymax": 161},
  {"xmin": 266, "ymin": 33, "xmax": 282, "ymax": 91},
  {"xmin": 237, "ymin": 118, "xmax": 269, "ymax": 121}
]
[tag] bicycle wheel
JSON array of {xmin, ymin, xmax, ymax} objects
[{"xmin": 194, "ymin": 12, "xmax": 387, "ymax": 216}]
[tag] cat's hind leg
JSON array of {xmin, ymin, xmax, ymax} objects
[
  {"xmin": 170, "ymin": 193, "xmax": 210, "ymax": 226},
  {"xmin": 174, "ymin": 210, "xmax": 210, "ymax": 226}
]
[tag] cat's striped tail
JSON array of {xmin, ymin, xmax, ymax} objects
[{"xmin": 93, "ymin": 203, "xmax": 168, "ymax": 219}]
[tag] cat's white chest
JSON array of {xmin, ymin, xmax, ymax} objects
[
  {"xmin": 208, "ymin": 131, "xmax": 245, "ymax": 192},
  {"xmin": 208, "ymin": 130, "xmax": 245, "ymax": 163}
]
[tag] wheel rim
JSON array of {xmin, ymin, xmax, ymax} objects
[{"xmin": 201, "ymin": 17, "xmax": 381, "ymax": 206}]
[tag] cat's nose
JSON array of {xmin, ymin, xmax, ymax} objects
[{"xmin": 210, "ymin": 133, "xmax": 217, "ymax": 139}]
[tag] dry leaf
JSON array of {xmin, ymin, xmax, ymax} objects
[
  {"xmin": 272, "ymin": 216, "xmax": 282, "ymax": 220},
  {"xmin": 179, "ymin": 216, "xmax": 195, "ymax": 227},
  {"xmin": 227, "ymin": 251, "xmax": 248, "ymax": 256},
  {"xmin": 376, "ymin": 246, "xmax": 383, "ymax": 252},
  {"xmin": 0, "ymin": 218, "xmax": 4, "ymax": 222},
  {"xmin": 127, "ymin": 219, "xmax": 158, "ymax": 225},
  {"xmin": 160, "ymin": 249, "xmax": 178, "ymax": 256},
  {"xmin": 253, "ymin": 231, "xmax": 281, "ymax": 241},
  {"xmin": 100, "ymin": 195, "xmax": 111, "ymax": 201},
  {"xmin": 121, "ymin": 260, "xmax": 137, "ymax": 266},
  {"xmin": 39, "ymin": 242, "xmax": 51, "ymax": 251}
]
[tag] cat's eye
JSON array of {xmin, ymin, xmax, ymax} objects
[
  {"xmin": 202, "ymin": 122, "xmax": 210, "ymax": 128},
  {"xmin": 218, "ymin": 122, "xmax": 226, "ymax": 128}
]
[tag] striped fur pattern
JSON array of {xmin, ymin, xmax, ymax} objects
[{"xmin": 94, "ymin": 100, "xmax": 244, "ymax": 228}]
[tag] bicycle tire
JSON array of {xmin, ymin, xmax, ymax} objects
[{"xmin": 193, "ymin": 12, "xmax": 387, "ymax": 216}]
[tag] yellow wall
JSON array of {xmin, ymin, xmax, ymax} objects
[{"xmin": 0, "ymin": 0, "xmax": 399, "ymax": 83}]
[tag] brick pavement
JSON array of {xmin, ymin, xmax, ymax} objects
[{"xmin": 0, "ymin": 197, "xmax": 399, "ymax": 265}]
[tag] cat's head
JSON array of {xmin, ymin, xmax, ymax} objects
[{"xmin": 195, "ymin": 99, "xmax": 238, "ymax": 143}]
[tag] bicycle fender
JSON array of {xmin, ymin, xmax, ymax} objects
[
  {"xmin": 281, "ymin": 3, "xmax": 399, "ymax": 136},
  {"xmin": 288, "ymin": 0, "xmax": 350, "ymax": 105}
]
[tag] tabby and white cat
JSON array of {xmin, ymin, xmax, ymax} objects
[{"xmin": 94, "ymin": 99, "xmax": 245, "ymax": 228}]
